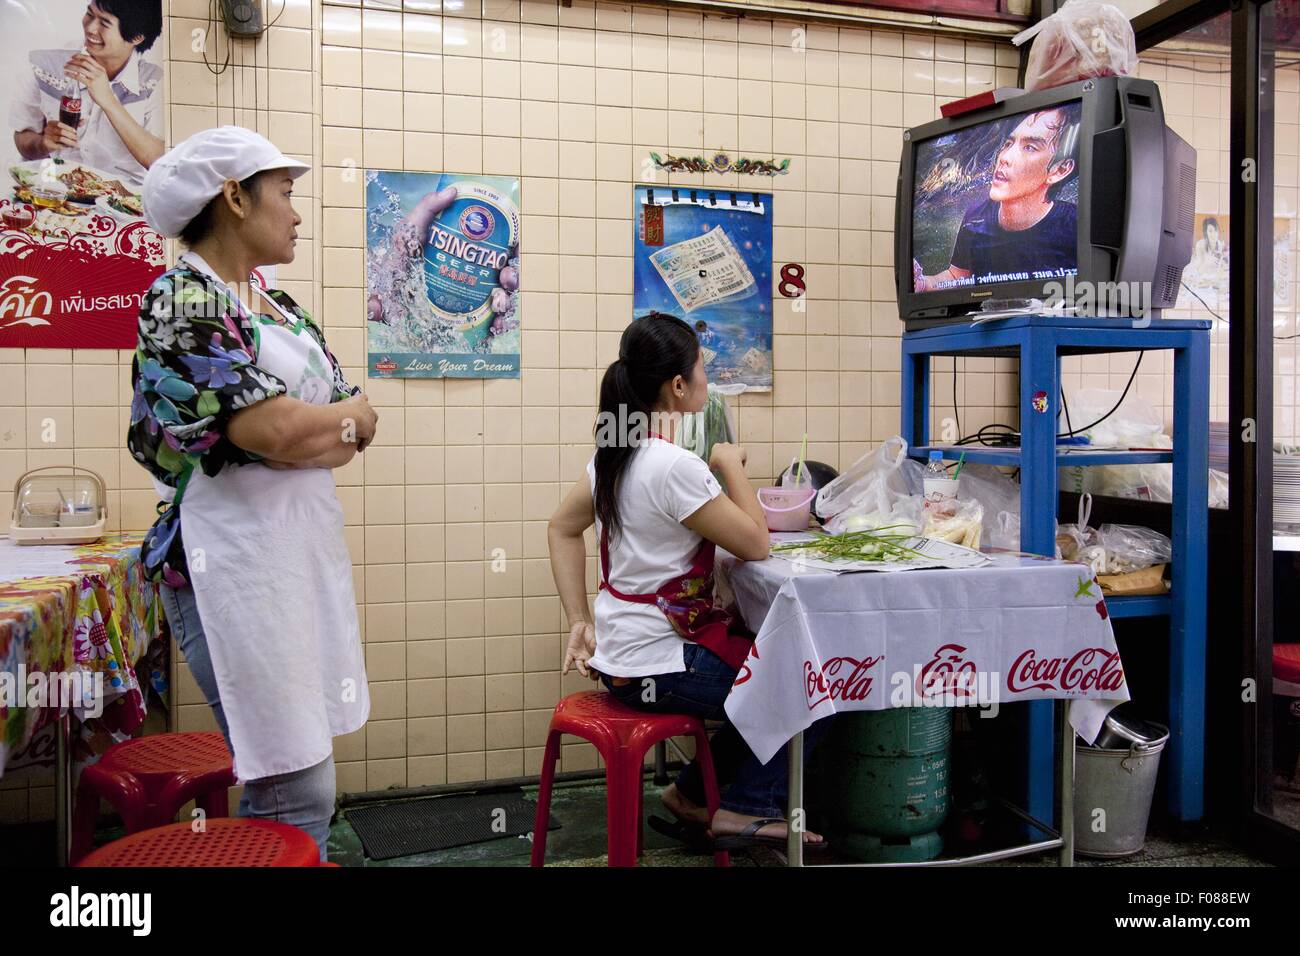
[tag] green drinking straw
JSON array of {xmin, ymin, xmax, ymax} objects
[
  {"xmin": 796, "ymin": 433, "xmax": 808, "ymax": 486},
  {"xmin": 952, "ymin": 451, "xmax": 967, "ymax": 479}
]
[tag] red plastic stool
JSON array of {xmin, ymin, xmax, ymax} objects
[
  {"xmin": 72, "ymin": 732, "xmax": 236, "ymax": 863},
  {"xmin": 531, "ymin": 691, "xmax": 730, "ymax": 868},
  {"xmin": 75, "ymin": 818, "xmax": 323, "ymax": 867},
  {"xmin": 1274, "ymin": 644, "xmax": 1300, "ymax": 688}
]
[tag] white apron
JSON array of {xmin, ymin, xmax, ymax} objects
[{"xmin": 176, "ymin": 253, "xmax": 369, "ymax": 781}]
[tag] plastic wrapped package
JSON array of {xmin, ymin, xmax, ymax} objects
[
  {"xmin": 1053, "ymin": 494, "xmax": 1172, "ymax": 574},
  {"xmin": 1092, "ymin": 523, "xmax": 1172, "ymax": 573},
  {"xmin": 923, "ymin": 498, "xmax": 985, "ymax": 550},
  {"xmin": 1014, "ymin": 0, "xmax": 1138, "ymax": 93},
  {"xmin": 1063, "ymin": 459, "xmax": 1230, "ymax": 509}
]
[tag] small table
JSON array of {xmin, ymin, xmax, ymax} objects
[
  {"xmin": 0, "ymin": 533, "xmax": 163, "ymax": 864},
  {"xmin": 719, "ymin": 548, "xmax": 1128, "ymax": 867}
]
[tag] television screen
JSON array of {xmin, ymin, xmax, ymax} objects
[{"xmin": 910, "ymin": 100, "xmax": 1084, "ymax": 295}]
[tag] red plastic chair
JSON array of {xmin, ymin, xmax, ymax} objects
[
  {"xmin": 1275, "ymin": 644, "xmax": 1300, "ymax": 688},
  {"xmin": 75, "ymin": 818, "xmax": 323, "ymax": 867},
  {"xmin": 531, "ymin": 691, "xmax": 730, "ymax": 867},
  {"xmin": 72, "ymin": 732, "xmax": 236, "ymax": 863}
]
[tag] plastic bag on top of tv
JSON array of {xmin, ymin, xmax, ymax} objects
[{"xmin": 1013, "ymin": 0, "xmax": 1138, "ymax": 93}]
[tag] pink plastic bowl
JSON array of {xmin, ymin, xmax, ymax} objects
[{"xmin": 758, "ymin": 486, "xmax": 815, "ymax": 532}]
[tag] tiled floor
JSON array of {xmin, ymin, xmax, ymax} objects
[
  {"xmin": 325, "ymin": 777, "xmax": 1277, "ymax": 868},
  {"xmin": 4, "ymin": 775, "xmax": 1282, "ymax": 867}
]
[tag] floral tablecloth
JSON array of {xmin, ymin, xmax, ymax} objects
[{"xmin": 0, "ymin": 532, "xmax": 165, "ymax": 776}]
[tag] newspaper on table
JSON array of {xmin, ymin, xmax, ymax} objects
[
  {"xmin": 767, "ymin": 531, "xmax": 992, "ymax": 573},
  {"xmin": 649, "ymin": 225, "xmax": 756, "ymax": 313}
]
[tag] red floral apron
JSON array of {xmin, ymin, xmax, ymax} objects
[{"xmin": 598, "ymin": 524, "xmax": 754, "ymax": 672}]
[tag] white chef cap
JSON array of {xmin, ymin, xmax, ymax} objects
[{"xmin": 142, "ymin": 126, "xmax": 310, "ymax": 238}]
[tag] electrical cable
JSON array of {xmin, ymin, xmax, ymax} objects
[
  {"xmin": 1058, "ymin": 352, "xmax": 1144, "ymax": 438},
  {"xmin": 204, "ymin": 0, "xmax": 232, "ymax": 76},
  {"xmin": 949, "ymin": 352, "xmax": 1143, "ymax": 447},
  {"xmin": 1180, "ymin": 280, "xmax": 1300, "ymax": 339},
  {"xmin": 952, "ymin": 356, "xmax": 961, "ymax": 441}
]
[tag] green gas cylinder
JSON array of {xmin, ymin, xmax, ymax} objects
[{"xmin": 822, "ymin": 707, "xmax": 953, "ymax": 862}]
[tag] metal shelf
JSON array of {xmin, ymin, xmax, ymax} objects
[
  {"xmin": 1106, "ymin": 594, "xmax": 1173, "ymax": 618},
  {"xmin": 902, "ymin": 315, "xmax": 1209, "ymax": 828},
  {"xmin": 909, "ymin": 445, "xmax": 1174, "ymax": 468}
]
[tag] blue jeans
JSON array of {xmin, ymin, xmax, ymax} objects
[
  {"xmin": 602, "ymin": 643, "xmax": 832, "ymax": 818},
  {"xmin": 160, "ymin": 583, "xmax": 336, "ymax": 861}
]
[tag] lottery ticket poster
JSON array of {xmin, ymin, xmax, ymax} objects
[
  {"xmin": 633, "ymin": 186, "xmax": 773, "ymax": 392},
  {"xmin": 0, "ymin": 0, "xmax": 166, "ymax": 348},
  {"xmin": 366, "ymin": 170, "xmax": 521, "ymax": 379}
]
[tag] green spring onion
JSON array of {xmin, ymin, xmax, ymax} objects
[{"xmin": 772, "ymin": 525, "xmax": 929, "ymax": 563}]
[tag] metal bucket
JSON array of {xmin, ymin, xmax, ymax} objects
[{"xmin": 1073, "ymin": 721, "xmax": 1169, "ymax": 858}]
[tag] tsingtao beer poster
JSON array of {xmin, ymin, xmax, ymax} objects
[
  {"xmin": 633, "ymin": 185, "xmax": 774, "ymax": 392},
  {"xmin": 366, "ymin": 171, "xmax": 521, "ymax": 379},
  {"xmin": 0, "ymin": 0, "xmax": 166, "ymax": 348}
]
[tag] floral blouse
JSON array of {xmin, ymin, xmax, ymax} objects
[{"xmin": 128, "ymin": 265, "xmax": 358, "ymax": 589}]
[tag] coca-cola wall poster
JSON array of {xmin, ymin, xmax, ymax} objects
[{"xmin": 0, "ymin": 1, "xmax": 165, "ymax": 348}]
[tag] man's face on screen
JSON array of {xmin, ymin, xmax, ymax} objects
[{"xmin": 989, "ymin": 109, "xmax": 1073, "ymax": 205}]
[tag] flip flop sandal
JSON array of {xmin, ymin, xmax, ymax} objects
[
  {"xmin": 713, "ymin": 817, "xmax": 831, "ymax": 853},
  {"xmin": 647, "ymin": 814, "xmax": 716, "ymax": 853}
]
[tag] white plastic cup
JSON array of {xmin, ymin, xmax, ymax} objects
[{"xmin": 923, "ymin": 477, "xmax": 960, "ymax": 516}]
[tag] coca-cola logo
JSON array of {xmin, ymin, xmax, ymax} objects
[
  {"xmin": 916, "ymin": 643, "xmax": 978, "ymax": 699},
  {"xmin": 733, "ymin": 642, "xmax": 760, "ymax": 687},
  {"xmin": 804, "ymin": 656, "xmax": 884, "ymax": 709},
  {"xmin": 1007, "ymin": 646, "xmax": 1125, "ymax": 694}
]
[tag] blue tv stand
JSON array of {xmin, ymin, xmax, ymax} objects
[{"xmin": 900, "ymin": 315, "xmax": 1211, "ymax": 827}]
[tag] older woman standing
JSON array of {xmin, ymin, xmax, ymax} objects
[{"xmin": 128, "ymin": 127, "xmax": 376, "ymax": 859}]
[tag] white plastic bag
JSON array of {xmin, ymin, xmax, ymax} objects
[
  {"xmin": 676, "ymin": 384, "xmax": 735, "ymax": 463},
  {"xmin": 1014, "ymin": 1, "xmax": 1138, "ymax": 93},
  {"xmin": 1060, "ymin": 387, "xmax": 1164, "ymax": 449},
  {"xmin": 955, "ymin": 463, "xmax": 1021, "ymax": 519},
  {"xmin": 816, "ymin": 436, "xmax": 924, "ymax": 536},
  {"xmin": 988, "ymin": 511, "xmax": 1022, "ymax": 552}
]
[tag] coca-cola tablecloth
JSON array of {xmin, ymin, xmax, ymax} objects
[{"xmin": 718, "ymin": 550, "xmax": 1128, "ymax": 764}]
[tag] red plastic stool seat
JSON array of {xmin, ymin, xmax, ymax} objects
[
  {"xmin": 75, "ymin": 818, "xmax": 323, "ymax": 867},
  {"xmin": 72, "ymin": 732, "xmax": 237, "ymax": 863},
  {"xmin": 531, "ymin": 691, "xmax": 730, "ymax": 868},
  {"xmin": 1275, "ymin": 645, "xmax": 1300, "ymax": 687}
]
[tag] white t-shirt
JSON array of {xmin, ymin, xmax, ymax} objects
[{"xmin": 586, "ymin": 439, "xmax": 723, "ymax": 678}]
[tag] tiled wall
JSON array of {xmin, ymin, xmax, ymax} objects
[
  {"xmin": 35, "ymin": 0, "xmax": 1300, "ymax": 821},
  {"xmin": 313, "ymin": 0, "xmax": 1028, "ymax": 793}
]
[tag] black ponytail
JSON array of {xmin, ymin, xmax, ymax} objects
[{"xmin": 593, "ymin": 311, "xmax": 700, "ymax": 541}]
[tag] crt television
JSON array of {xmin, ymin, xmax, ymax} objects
[{"xmin": 895, "ymin": 76, "xmax": 1196, "ymax": 323}]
